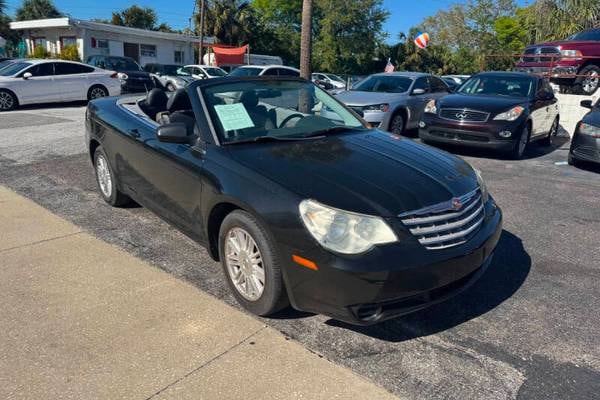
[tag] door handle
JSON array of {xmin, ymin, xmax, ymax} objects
[{"xmin": 129, "ymin": 128, "xmax": 141, "ymax": 138}]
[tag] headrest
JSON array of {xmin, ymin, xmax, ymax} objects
[
  {"xmin": 147, "ymin": 88, "xmax": 168, "ymax": 108},
  {"xmin": 167, "ymin": 89, "xmax": 192, "ymax": 112},
  {"xmin": 240, "ymin": 91, "xmax": 259, "ymax": 108}
]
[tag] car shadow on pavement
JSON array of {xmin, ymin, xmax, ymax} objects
[
  {"xmin": 326, "ymin": 230, "xmax": 531, "ymax": 342},
  {"xmin": 14, "ymin": 101, "xmax": 90, "ymax": 112}
]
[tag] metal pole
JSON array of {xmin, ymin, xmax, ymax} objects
[{"xmin": 199, "ymin": 0, "xmax": 206, "ymax": 65}]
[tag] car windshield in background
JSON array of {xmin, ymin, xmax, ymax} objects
[
  {"xmin": 0, "ymin": 62, "xmax": 31, "ymax": 76},
  {"xmin": 200, "ymin": 80, "xmax": 366, "ymax": 145},
  {"xmin": 106, "ymin": 57, "xmax": 142, "ymax": 72},
  {"xmin": 229, "ymin": 67, "xmax": 263, "ymax": 77},
  {"xmin": 457, "ymin": 75, "xmax": 534, "ymax": 98},
  {"xmin": 567, "ymin": 29, "xmax": 600, "ymax": 41},
  {"xmin": 352, "ymin": 75, "xmax": 413, "ymax": 93},
  {"xmin": 205, "ymin": 67, "xmax": 227, "ymax": 77},
  {"xmin": 163, "ymin": 65, "xmax": 182, "ymax": 75},
  {"xmin": 326, "ymin": 74, "xmax": 344, "ymax": 83},
  {"xmin": 0, "ymin": 60, "xmax": 16, "ymax": 72}
]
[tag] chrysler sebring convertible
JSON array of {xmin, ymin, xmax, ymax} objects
[
  {"xmin": 420, "ymin": 72, "xmax": 560, "ymax": 159},
  {"xmin": 86, "ymin": 77, "xmax": 502, "ymax": 325}
]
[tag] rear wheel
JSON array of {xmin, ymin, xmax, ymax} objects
[
  {"xmin": 508, "ymin": 124, "xmax": 530, "ymax": 160},
  {"xmin": 93, "ymin": 147, "xmax": 131, "ymax": 207},
  {"xmin": 219, "ymin": 210, "xmax": 288, "ymax": 316},
  {"xmin": 574, "ymin": 65, "xmax": 600, "ymax": 96},
  {"xmin": 540, "ymin": 117, "xmax": 559, "ymax": 146},
  {"xmin": 568, "ymin": 152, "xmax": 577, "ymax": 167},
  {"xmin": 0, "ymin": 89, "xmax": 18, "ymax": 111},
  {"xmin": 88, "ymin": 85, "xmax": 109, "ymax": 100},
  {"xmin": 389, "ymin": 112, "xmax": 405, "ymax": 135}
]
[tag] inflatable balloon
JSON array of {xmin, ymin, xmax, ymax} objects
[{"xmin": 414, "ymin": 32, "xmax": 430, "ymax": 49}]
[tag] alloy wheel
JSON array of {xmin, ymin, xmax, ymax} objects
[
  {"xmin": 90, "ymin": 87, "xmax": 107, "ymax": 99},
  {"xmin": 518, "ymin": 127, "xmax": 529, "ymax": 158},
  {"xmin": 0, "ymin": 92, "xmax": 14, "ymax": 111},
  {"xmin": 583, "ymin": 71, "xmax": 599, "ymax": 94},
  {"xmin": 391, "ymin": 115, "xmax": 404, "ymax": 135},
  {"xmin": 95, "ymin": 154, "xmax": 113, "ymax": 198},
  {"xmin": 224, "ymin": 227, "xmax": 265, "ymax": 301}
]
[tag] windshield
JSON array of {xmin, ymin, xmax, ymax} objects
[
  {"xmin": 106, "ymin": 57, "xmax": 142, "ymax": 72},
  {"xmin": 457, "ymin": 75, "xmax": 534, "ymax": 98},
  {"xmin": 567, "ymin": 29, "xmax": 600, "ymax": 41},
  {"xmin": 229, "ymin": 67, "xmax": 262, "ymax": 77},
  {"xmin": 163, "ymin": 65, "xmax": 182, "ymax": 75},
  {"xmin": 200, "ymin": 80, "xmax": 366, "ymax": 145},
  {"xmin": 352, "ymin": 75, "xmax": 413, "ymax": 93},
  {"xmin": 326, "ymin": 74, "xmax": 344, "ymax": 83},
  {"xmin": 204, "ymin": 67, "xmax": 227, "ymax": 77},
  {"xmin": 0, "ymin": 62, "xmax": 31, "ymax": 76}
]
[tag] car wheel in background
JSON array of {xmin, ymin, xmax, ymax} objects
[
  {"xmin": 93, "ymin": 146, "xmax": 131, "ymax": 207},
  {"xmin": 219, "ymin": 210, "xmax": 289, "ymax": 316},
  {"xmin": 166, "ymin": 83, "xmax": 176, "ymax": 92},
  {"xmin": 0, "ymin": 89, "xmax": 18, "ymax": 111},
  {"xmin": 568, "ymin": 152, "xmax": 577, "ymax": 167},
  {"xmin": 88, "ymin": 85, "xmax": 109, "ymax": 101},
  {"xmin": 509, "ymin": 124, "xmax": 530, "ymax": 160},
  {"xmin": 390, "ymin": 112, "xmax": 405, "ymax": 135},
  {"xmin": 540, "ymin": 117, "xmax": 559, "ymax": 146},
  {"xmin": 575, "ymin": 65, "xmax": 600, "ymax": 96}
]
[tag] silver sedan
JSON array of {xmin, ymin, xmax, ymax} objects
[{"xmin": 335, "ymin": 72, "xmax": 451, "ymax": 134}]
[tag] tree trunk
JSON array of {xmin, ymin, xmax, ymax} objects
[{"xmin": 299, "ymin": 0, "xmax": 313, "ymax": 80}]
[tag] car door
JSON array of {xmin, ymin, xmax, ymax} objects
[
  {"xmin": 530, "ymin": 79, "xmax": 552, "ymax": 137},
  {"xmin": 18, "ymin": 62, "xmax": 58, "ymax": 104},
  {"xmin": 542, "ymin": 79, "xmax": 559, "ymax": 131},
  {"xmin": 429, "ymin": 76, "xmax": 451, "ymax": 101},
  {"xmin": 406, "ymin": 76, "xmax": 431, "ymax": 127},
  {"xmin": 53, "ymin": 62, "xmax": 92, "ymax": 101}
]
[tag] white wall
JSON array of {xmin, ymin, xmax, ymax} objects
[
  {"xmin": 555, "ymin": 92, "xmax": 600, "ymax": 137},
  {"xmin": 21, "ymin": 26, "xmax": 84, "ymax": 58}
]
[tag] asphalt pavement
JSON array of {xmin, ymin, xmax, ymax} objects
[{"xmin": 1, "ymin": 103, "xmax": 599, "ymax": 399}]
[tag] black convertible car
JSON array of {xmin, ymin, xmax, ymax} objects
[{"xmin": 86, "ymin": 77, "xmax": 502, "ymax": 325}]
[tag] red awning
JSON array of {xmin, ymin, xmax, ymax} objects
[{"xmin": 212, "ymin": 45, "xmax": 248, "ymax": 66}]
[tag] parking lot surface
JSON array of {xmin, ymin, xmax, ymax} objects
[{"xmin": 1, "ymin": 104, "xmax": 599, "ymax": 399}]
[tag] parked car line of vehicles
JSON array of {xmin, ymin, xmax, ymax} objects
[{"xmin": 144, "ymin": 63, "xmax": 195, "ymax": 92}]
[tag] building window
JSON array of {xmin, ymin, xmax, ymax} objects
[
  {"xmin": 174, "ymin": 50, "xmax": 184, "ymax": 64},
  {"xmin": 140, "ymin": 44, "xmax": 156, "ymax": 57},
  {"xmin": 60, "ymin": 36, "xmax": 77, "ymax": 52},
  {"xmin": 97, "ymin": 39, "xmax": 109, "ymax": 55},
  {"xmin": 32, "ymin": 37, "xmax": 46, "ymax": 49}
]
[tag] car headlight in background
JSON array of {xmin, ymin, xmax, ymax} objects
[
  {"xmin": 474, "ymin": 169, "xmax": 490, "ymax": 203},
  {"xmin": 424, "ymin": 99, "xmax": 437, "ymax": 114},
  {"xmin": 560, "ymin": 49, "xmax": 583, "ymax": 59},
  {"xmin": 363, "ymin": 104, "xmax": 389, "ymax": 113},
  {"xmin": 579, "ymin": 122, "xmax": 600, "ymax": 138},
  {"xmin": 493, "ymin": 106, "xmax": 524, "ymax": 121},
  {"xmin": 117, "ymin": 72, "xmax": 128, "ymax": 81},
  {"xmin": 299, "ymin": 199, "xmax": 397, "ymax": 254}
]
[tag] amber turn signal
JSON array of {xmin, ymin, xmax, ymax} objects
[{"xmin": 292, "ymin": 255, "xmax": 318, "ymax": 271}]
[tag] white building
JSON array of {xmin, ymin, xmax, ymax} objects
[{"xmin": 10, "ymin": 18, "xmax": 214, "ymax": 66}]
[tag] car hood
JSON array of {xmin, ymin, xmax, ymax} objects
[
  {"xmin": 582, "ymin": 109, "xmax": 600, "ymax": 126},
  {"xmin": 438, "ymin": 94, "xmax": 529, "ymax": 114},
  {"xmin": 335, "ymin": 90, "xmax": 406, "ymax": 106},
  {"xmin": 226, "ymin": 131, "xmax": 478, "ymax": 217},
  {"xmin": 533, "ymin": 40, "xmax": 592, "ymax": 48}
]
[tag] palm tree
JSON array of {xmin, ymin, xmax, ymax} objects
[
  {"xmin": 0, "ymin": 0, "xmax": 6, "ymax": 15},
  {"xmin": 299, "ymin": 0, "xmax": 313, "ymax": 79},
  {"xmin": 196, "ymin": 0, "xmax": 256, "ymax": 46},
  {"xmin": 534, "ymin": 0, "xmax": 600, "ymax": 41},
  {"xmin": 15, "ymin": 0, "xmax": 62, "ymax": 21}
]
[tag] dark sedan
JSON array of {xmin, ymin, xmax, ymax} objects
[
  {"xmin": 569, "ymin": 99, "xmax": 600, "ymax": 167},
  {"xmin": 420, "ymin": 72, "xmax": 560, "ymax": 159},
  {"xmin": 87, "ymin": 55, "xmax": 155, "ymax": 93},
  {"xmin": 86, "ymin": 77, "xmax": 502, "ymax": 325}
]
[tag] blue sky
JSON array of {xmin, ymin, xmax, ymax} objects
[{"xmin": 4, "ymin": 0, "xmax": 523, "ymax": 43}]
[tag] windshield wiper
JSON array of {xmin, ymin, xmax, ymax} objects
[
  {"xmin": 302, "ymin": 126, "xmax": 366, "ymax": 138},
  {"xmin": 226, "ymin": 135, "xmax": 322, "ymax": 145}
]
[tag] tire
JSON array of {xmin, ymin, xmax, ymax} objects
[
  {"xmin": 389, "ymin": 112, "xmax": 405, "ymax": 135},
  {"xmin": 508, "ymin": 124, "xmax": 530, "ymax": 160},
  {"xmin": 559, "ymin": 85, "xmax": 571, "ymax": 94},
  {"xmin": 166, "ymin": 83, "xmax": 176, "ymax": 92},
  {"xmin": 540, "ymin": 117, "xmax": 559, "ymax": 146},
  {"xmin": 0, "ymin": 89, "xmax": 18, "ymax": 111},
  {"xmin": 88, "ymin": 85, "xmax": 109, "ymax": 101},
  {"xmin": 568, "ymin": 152, "xmax": 577, "ymax": 166},
  {"xmin": 574, "ymin": 65, "xmax": 600, "ymax": 96},
  {"xmin": 219, "ymin": 210, "xmax": 288, "ymax": 316},
  {"xmin": 93, "ymin": 146, "xmax": 131, "ymax": 207}
]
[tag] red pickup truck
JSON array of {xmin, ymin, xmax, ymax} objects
[{"xmin": 515, "ymin": 28, "xmax": 600, "ymax": 95}]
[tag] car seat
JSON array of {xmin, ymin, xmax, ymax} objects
[
  {"xmin": 160, "ymin": 89, "xmax": 196, "ymax": 135},
  {"xmin": 140, "ymin": 88, "xmax": 168, "ymax": 121},
  {"xmin": 240, "ymin": 91, "xmax": 276, "ymax": 130}
]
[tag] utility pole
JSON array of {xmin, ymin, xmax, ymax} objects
[
  {"xmin": 198, "ymin": 0, "xmax": 206, "ymax": 65},
  {"xmin": 299, "ymin": 0, "xmax": 313, "ymax": 80}
]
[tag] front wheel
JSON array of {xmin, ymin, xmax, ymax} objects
[
  {"xmin": 540, "ymin": 117, "xmax": 559, "ymax": 146},
  {"xmin": 389, "ymin": 113, "xmax": 405, "ymax": 135},
  {"xmin": 93, "ymin": 147, "xmax": 131, "ymax": 207},
  {"xmin": 508, "ymin": 124, "xmax": 530, "ymax": 160},
  {"xmin": 0, "ymin": 89, "xmax": 18, "ymax": 111},
  {"xmin": 219, "ymin": 210, "xmax": 288, "ymax": 316},
  {"xmin": 575, "ymin": 65, "xmax": 600, "ymax": 96}
]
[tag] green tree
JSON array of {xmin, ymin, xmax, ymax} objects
[
  {"xmin": 111, "ymin": 5, "xmax": 157, "ymax": 30},
  {"xmin": 0, "ymin": 0, "xmax": 6, "ymax": 15},
  {"xmin": 195, "ymin": 0, "xmax": 257, "ymax": 46},
  {"xmin": 15, "ymin": 0, "xmax": 62, "ymax": 21},
  {"xmin": 530, "ymin": 0, "xmax": 600, "ymax": 41}
]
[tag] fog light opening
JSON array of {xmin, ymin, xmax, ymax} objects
[
  {"xmin": 499, "ymin": 130, "xmax": 512, "ymax": 138},
  {"xmin": 419, "ymin": 121, "xmax": 426, "ymax": 128}
]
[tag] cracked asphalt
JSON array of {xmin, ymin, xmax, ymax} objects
[{"xmin": 1, "ymin": 103, "xmax": 599, "ymax": 399}]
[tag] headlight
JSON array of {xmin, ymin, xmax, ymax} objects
[
  {"xmin": 493, "ymin": 106, "xmax": 524, "ymax": 121},
  {"xmin": 579, "ymin": 122, "xmax": 600, "ymax": 138},
  {"xmin": 363, "ymin": 104, "xmax": 389, "ymax": 113},
  {"xmin": 424, "ymin": 99, "xmax": 437, "ymax": 114},
  {"xmin": 560, "ymin": 49, "xmax": 583, "ymax": 59},
  {"xmin": 474, "ymin": 169, "xmax": 489, "ymax": 203},
  {"xmin": 299, "ymin": 199, "xmax": 397, "ymax": 254},
  {"xmin": 117, "ymin": 72, "xmax": 128, "ymax": 80}
]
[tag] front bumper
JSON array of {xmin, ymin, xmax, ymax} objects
[
  {"xmin": 514, "ymin": 64, "xmax": 580, "ymax": 83},
  {"xmin": 282, "ymin": 198, "xmax": 503, "ymax": 325},
  {"xmin": 419, "ymin": 114, "xmax": 525, "ymax": 151},
  {"xmin": 570, "ymin": 132, "xmax": 600, "ymax": 164}
]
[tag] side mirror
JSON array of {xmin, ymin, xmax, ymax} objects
[
  {"xmin": 157, "ymin": 123, "xmax": 190, "ymax": 144},
  {"xmin": 580, "ymin": 99, "xmax": 593, "ymax": 109},
  {"xmin": 412, "ymin": 88, "xmax": 426, "ymax": 95},
  {"xmin": 23, "ymin": 72, "xmax": 32, "ymax": 80}
]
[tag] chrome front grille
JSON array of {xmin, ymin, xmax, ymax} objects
[
  {"xmin": 440, "ymin": 109, "xmax": 489, "ymax": 122},
  {"xmin": 399, "ymin": 189, "xmax": 485, "ymax": 250}
]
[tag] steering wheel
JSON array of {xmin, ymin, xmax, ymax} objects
[{"xmin": 278, "ymin": 113, "xmax": 305, "ymax": 129}]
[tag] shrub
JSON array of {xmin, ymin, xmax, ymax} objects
[
  {"xmin": 31, "ymin": 45, "xmax": 49, "ymax": 59},
  {"xmin": 59, "ymin": 44, "xmax": 81, "ymax": 62}
]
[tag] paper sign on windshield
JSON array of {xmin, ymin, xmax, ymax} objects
[{"xmin": 214, "ymin": 103, "xmax": 255, "ymax": 131}]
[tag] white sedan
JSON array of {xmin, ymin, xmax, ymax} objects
[{"xmin": 0, "ymin": 59, "xmax": 121, "ymax": 111}]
